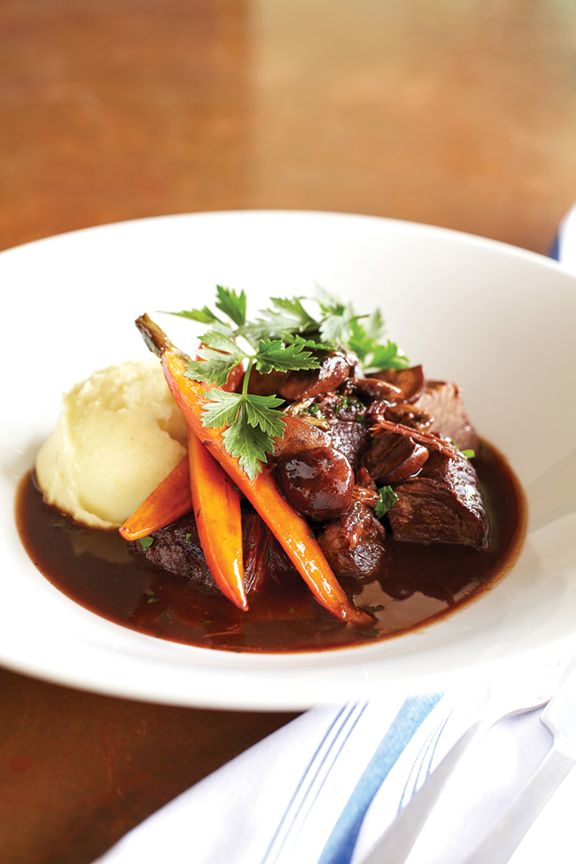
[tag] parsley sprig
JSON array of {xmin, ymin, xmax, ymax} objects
[
  {"xmin": 166, "ymin": 285, "xmax": 410, "ymax": 478},
  {"xmin": 169, "ymin": 288, "xmax": 320, "ymax": 479}
]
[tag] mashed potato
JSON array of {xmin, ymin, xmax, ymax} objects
[{"xmin": 36, "ymin": 359, "xmax": 188, "ymax": 528}]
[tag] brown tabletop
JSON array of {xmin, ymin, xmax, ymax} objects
[{"xmin": 2, "ymin": 2, "xmax": 576, "ymax": 862}]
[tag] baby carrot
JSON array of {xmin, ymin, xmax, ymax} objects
[
  {"xmin": 187, "ymin": 429, "xmax": 247, "ymax": 610},
  {"xmin": 119, "ymin": 458, "xmax": 191, "ymax": 541}
]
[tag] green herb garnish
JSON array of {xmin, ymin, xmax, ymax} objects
[
  {"xmin": 374, "ymin": 485, "xmax": 399, "ymax": 518},
  {"xmin": 138, "ymin": 536, "xmax": 154, "ymax": 550},
  {"xmin": 460, "ymin": 449, "xmax": 476, "ymax": 459},
  {"xmin": 347, "ymin": 311, "xmax": 409, "ymax": 372}
]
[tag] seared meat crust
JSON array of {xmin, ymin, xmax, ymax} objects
[
  {"xmin": 131, "ymin": 511, "xmax": 292, "ymax": 595},
  {"xmin": 413, "ymin": 381, "xmax": 478, "ymax": 451},
  {"xmin": 387, "ymin": 451, "xmax": 488, "ymax": 550},
  {"xmin": 318, "ymin": 501, "xmax": 386, "ymax": 580}
]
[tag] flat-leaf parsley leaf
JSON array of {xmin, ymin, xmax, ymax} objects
[{"xmin": 138, "ymin": 536, "xmax": 154, "ymax": 550}]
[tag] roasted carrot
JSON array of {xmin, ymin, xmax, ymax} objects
[
  {"xmin": 187, "ymin": 430, "xmax": 247, "ymax": 610},
  {"xmin": 119, "ymin": 458, "xmax": 191, "ymax": 541},
  {"xmin": 136, "ymin": 314, "xmax": 371, "ymax": 626}
]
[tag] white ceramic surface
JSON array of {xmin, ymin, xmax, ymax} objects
[{"xmin": 1, "ymin": 211, "xmax": 575, "ymax": 709}]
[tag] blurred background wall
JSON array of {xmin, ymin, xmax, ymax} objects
[{"xmin": 2, "ymin": 0, "xmax": 576, "ymax": 251}]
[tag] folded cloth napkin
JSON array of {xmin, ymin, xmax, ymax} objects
[{"xmin": 96, "ymin": 210, "xmax": 576, "ymax": 864}]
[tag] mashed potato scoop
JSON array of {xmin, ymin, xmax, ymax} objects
[{"xmin": 35, "ymin": 359, "xmax": 187, "ymax": 528}]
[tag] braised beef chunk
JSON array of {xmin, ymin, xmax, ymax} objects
[
  {"xmin": 388, "ymin": 451, "xmax": 488, "ymax": 550},
  {"xmin": 363, "ymin": 432, "xmax": 429, "ymax": 484},
  {"xmin": 132, "ymin": 515, "xmax": 216, "ymax": 592},
  {"xmin": 370, "ymin": 365, "xmax": 425, "ymax": 403},
  {"xmin": 368, "ymin": 417, "xmax": 454, "ymax": 456},
  {"xmin": 329, "ymin": 421, "xmax": 370, "ymax": 470},
  {"xmin": 318, "ymin": 501, "xmax": 386, "ymax": 580},
  {"xmin": 413, "ymin": 381, "xmax": 478, "ymax": 451},
  {"xmin": 351, "ymin": 468, "xmax": 380, "ymax": 507},
  {"xmin": 298, "ymin": 391, "xmax": 370, "ymax": 469},
  {"xmin": 303, "ymin": 391, "xmax": 366, "ymax": 423},
  {"xmin": 132, "ymin": 511, "xmax": 276, "ymax": 595},
  {"xmin": 365, "ymin": 399, "xmax": 390, "ymax": 426},
  {"xmin": 385, "ymin": 402, "xmax": 433, "ymax": 432}
]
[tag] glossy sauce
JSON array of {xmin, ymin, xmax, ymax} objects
[{"xmin": 15, "ymin": 441, "xmax": 525, "ymax": 653}]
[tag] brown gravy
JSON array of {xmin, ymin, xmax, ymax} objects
[{"xmin": 15, "ymin": 441, "xmax": 525, "ymax": 653}]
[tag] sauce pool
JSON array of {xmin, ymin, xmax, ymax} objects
[{"xmin": 15, "ymin": 441, "xmax": 525, "ymax": 653}]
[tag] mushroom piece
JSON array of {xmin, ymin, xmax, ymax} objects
[
  {"xmin": 369, "ymin": 365, "xmax": 425, "ymax": 403},
  {"xmin": 275, "ymin": 446, "xmax": 354, "ymax": 521},
  {"xmin": 363, "ymin": 431, "xmax": 429, "ymax": 484}
]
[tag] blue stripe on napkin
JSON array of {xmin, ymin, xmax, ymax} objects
[{"xmin": 318, "ymin": 694, "xmax": 441, "ymax": 864}]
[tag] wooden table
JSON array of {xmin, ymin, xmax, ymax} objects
[{"xmin": 2, "ymin": 2, "xmax": 576, "ymax": 862}]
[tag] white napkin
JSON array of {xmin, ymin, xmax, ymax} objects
[
  {"xmin": 96, "ymin": 686, "xmax": 570, "ymax": 864},
  {"xmin": 96, "ymin": 211, "xmax": 576, "ymax": 864}
]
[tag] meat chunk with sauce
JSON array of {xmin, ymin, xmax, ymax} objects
[
  {"xmin": 362, "ymin": 431, "xmax": 429, "ymax": 484},
  {"xmin": 384, "ymin": 402, "xmax": 433, "ymax": 432},
  {"xmin": 413, "ymin": 381, "xmax": 478, "ymax": 451},
  {"xmin": 132, "ymin": 514, "xmax": 215, "ymax": 591},
  {"xmin": 318, "ymin": 501, "xmax": 386, "ymax": 580},
  {"xmin": 387, "ymin": 451, "xmax": 488, "ymax": 550},
  {"xmin": 131, "ymin": 511, "xmax": 275, "ymax": 596},
  {"xmin": 298, "ymin": 391, "xmax": 370, "ymax": 470},
  {"xmin": 329, "ymin": 420, "xmax": 370, "ymax": 470}
]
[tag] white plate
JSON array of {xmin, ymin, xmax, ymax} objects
[{"xmin": 2, "ymin": 211, "xmax": 576, "ymax": 710}]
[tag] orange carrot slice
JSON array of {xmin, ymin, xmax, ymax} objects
[
  {"xmin": 187, "ymin": 430, "xmax": 247, "ymax": 610},
  {"xmin": 119, "ymin": 458, "xmax": 191, "ymax": 541},
  {"xmin": 135, "ymin": 314, "xmax": 371, "ymax": 626}
]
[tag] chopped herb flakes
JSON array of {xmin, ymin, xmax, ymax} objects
[
  {"xmin": 138, "ymin": 535, "xmax": 154, "ymax": 550},
  {"xmin": 374, "ymin": 485, "xmax": 398, "ymax": 519}
]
